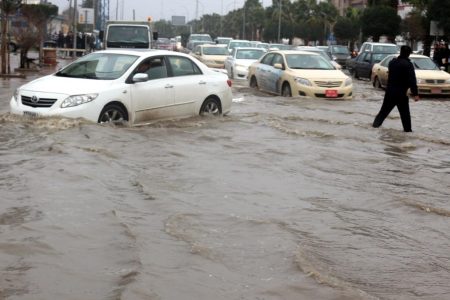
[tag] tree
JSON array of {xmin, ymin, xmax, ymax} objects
[
  {"xmin": 334, "ymin": 17, "xmax": 360, "ymax": 46},
  {"xmin": 428, "ymin": 0, "xmax": 450, "ymax": 36},
  {"xmin": 401, "ymin": 10, "xmax": 426, "ymax": 49},
  {"xmin": 1, "ymin": 0, "xmax": 22, "ymax": 74},
  {"xmin": 360, "ymin": 6, "xmax": 401, "ymax": 42},
  {"xmin": 243, "ymin": 0, "xmax": 265, "ymax": 41},
  {"xmin": 18, "ymin": 4, "xmax": 58, "ymax": 67},
  {"xmin": 311, "ymin": 0, "xmax": 339, "ymax": 45}
]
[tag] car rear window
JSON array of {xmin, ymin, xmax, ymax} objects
[{"xmin": 373, "ymin": 45, "xmax": 398, "ymax": 53}]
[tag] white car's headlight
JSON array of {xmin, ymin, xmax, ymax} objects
[
  {"xmin": 417, "ymin": 78, "xmax": 425, "ymax": 84},
  {"xmin": 294, "ymin": 77, "xmax": 312, "ymax": 86},
  {"xmin": 332, "ymin": 55, "xmax": 337, "ymax": 60},
  {"xmin": 61, "ymin": 94, "xmax": 98, "ymax": 108},
  {"xmin": 445, "ymin": 78, "xmax": 450, "ymax": 84},
  {"xmin": 344, "ymin": 77, "xmax": 352, "ymax": 86}
]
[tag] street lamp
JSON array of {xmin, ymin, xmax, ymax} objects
[
  {"xmin": 277, "ymin": 0, "xmax": 282, "ymax": 42},
  {"xmin": 242, "ymin": 4, "xmax": 245, "ymax": 40}
]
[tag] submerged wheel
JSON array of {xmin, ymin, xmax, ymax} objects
[
  {"xmin": 98, "ymin": 103, "xmax": 128, "ymax": 124},
  {"xmin": 200, "ymin": 97, "xmax": 221, "ymax": 116},
  {"xmin": 249, "ymin": 76, "xmax": 258, "ymax": 89},
  {"xmin": 373, "ymin": 77, "xmax": 382, "ymax": 89},
  {"xmin": 354, "ymin": 70, "xmax": 359, "ymax": 79},
  {"xmin": 282, "ymin": 83, "xmax": 292, "ymax": 97}
]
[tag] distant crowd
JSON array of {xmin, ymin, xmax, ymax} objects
[
  {"xmin": 49, "ymin": 31, "xmax": 97, "ymax": 53},
  {"xmin": 432, "ymin": 41, "xmax": 450, "ymax": 71}
]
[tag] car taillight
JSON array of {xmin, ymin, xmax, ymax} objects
[{"xmin": 227, "ymin": 79, "xmax": 232, "ymax": 87}]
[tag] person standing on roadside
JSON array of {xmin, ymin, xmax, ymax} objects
[{"xmin": 372, "ymin": 45, "xmax": 419, "ymax": 132}]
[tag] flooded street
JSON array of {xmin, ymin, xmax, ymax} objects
[{"xmin": 1, "ymin": 58, "xmax": 450, "ymax": 300}]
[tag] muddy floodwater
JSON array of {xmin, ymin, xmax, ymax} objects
[{"xmin": 1, "ymin": 63, "xmax": 450, "ymax": 300}]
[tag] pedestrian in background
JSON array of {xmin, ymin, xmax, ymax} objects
[
  {"xmin": 432, "ymin": 42, "xmax": 442, "ymax": 66},
  {"xmin": 442, "ymin": 42, "xmax": 450, "ymax": 72},
  {"xmin": 372, "ymin": 45, "xmax": 420, "ymax": 132}
]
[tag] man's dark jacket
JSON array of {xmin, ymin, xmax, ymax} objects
[{"xmin": 386, "ymin": 56, "xmax": 418, "ymax": 98}]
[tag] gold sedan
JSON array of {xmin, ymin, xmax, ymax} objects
[
  {"xmin": 190, "ymin": 44, "xmax": 229, "ymax": 69},
  {"xmin": 247, "ymin": 50, "xmax": 352, "ymax": 99},
  {"xmin": 371, "ymin": 54, "xmax": 450, "ymax": 96}
]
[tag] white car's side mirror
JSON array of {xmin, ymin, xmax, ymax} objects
[{"xmin": 133, "ymin": 73, "xmax": 149, "ymax": 82}]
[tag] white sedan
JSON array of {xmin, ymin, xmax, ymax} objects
[
  {"xmin": 10, "ymin": 49, "xmax": 233, "ymax": 125},
  {"xmin": 224, "ymin": 47, "xmax": 266, "ymax": 80}
]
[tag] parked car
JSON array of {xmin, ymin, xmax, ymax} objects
[
  {"xmin": 224, "ymin": 47, "xmax": 266, "ymax": 80},
  {"xmin": 190, "ymin": 44, "xmax": 229, "ymax": 68},
  {"xmin": 268, "ymin": 43, "xmax": 293, "ymax": 51},
  {"xmin": 156, "ymin": 37, "xmax": 173, "ymax": 50},
  {"xmin": 10, "ymin": 50, "xmax": 233, "ymax": 125},
  {"xmin": 215, "ymin": 37, "xmax": 232, "ymax": 46},
  {"xmin": 247, "ymin": 50, "xmax": 352, "ymax": 99},
  {"xmin": 326, "ymin": 45, "xmax": 351, "ymax": 68},
  {"xmin": 359, "ymin": 42, "xmax": 399, "ymax": 54},
  {"xmin": 347, "ymin": 52, "xmax": 392, "ymax": 80},
  {"xmin": 256, "ymin": 43, "xmax": 270, "ymax": 51},
  {"xmin": 295, "ymin": 46, "xmax": 342, "ymax": 69},
  {"xmin": 187, "ymin": 33, "xmax": 213, "ymax": 50},
  {"xmin": 227, "ymin": 39, "xmax": 252, "ymax": 54},
  {"xmin": 371, "ymin": 54, "xmax": 450, "ymax": 96}
]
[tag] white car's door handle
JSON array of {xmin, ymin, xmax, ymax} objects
[
  {"xmin": 199, "ymin": 81, "xmax": 207, "ymax": 85},
  {"xmin": 165, "ymin": 84, "xmax": 174, "ymax": 88}
]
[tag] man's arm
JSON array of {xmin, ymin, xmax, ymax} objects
[{"xmin": 408, "ymin": 62, "xmax": 419, "ymax": 98}]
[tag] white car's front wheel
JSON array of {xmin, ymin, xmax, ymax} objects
[
  {"xmin": 282, "ymin": 83, "xmax": 292, "ymax": 97},
  {"xmin": 98, "ymin": 103, "xmax": 128, "ymax": 124}
]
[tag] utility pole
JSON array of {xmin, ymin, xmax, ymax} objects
[
  {"xmin": 242, "ymin": 5, "xmax": 245, "ymax": 40},
  {"xmin": 195, "ymin": 0, "xmax": 199, "ymax": 32},
  {"xmin": 72, "ymin": 0, "xmax": 78, "ymax": 57},
  {"xmin": 277, "ymin": 0, "xmax": 282, "ymax": 42}
]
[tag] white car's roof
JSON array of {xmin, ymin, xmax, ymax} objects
[
  {"xmin": 94, "ymin": 49, "xmax": 186, "ymax": 57},
  {"xmin": 234, "ymin": 47, "xmax": 265, "ymax": 51},
  {"xmin": 270, "ymin": 50, "xmax": 321, "ymax": 56},
  {"xmin": 363, "ymin": 42, "xmax": 397, "ymax": 46}
]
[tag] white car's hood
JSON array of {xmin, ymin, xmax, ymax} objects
[
  {"xmin": 290, "ymin": 69, "xmax": 348, "ymax": 80},
  {"xmin": 235, "ymin": 59, "xmax": 258, "ymax": 67},
  {"xmin": 20, "ymin": 75, "xmax": 116, "ymax": 95},
  {"xmin": 415, "ymin": 69, "xmax": 450, "ymax": 80}
]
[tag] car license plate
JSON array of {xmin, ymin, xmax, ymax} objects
[
  {"xmin": 431, "ymin": 88, "xmax": 441, "ymax": 94},
  {"xmin": 325, "ymin": 89, "xmax": 338, "ymax": 98},
  {"xmin": 23, "ymin": 111, "xmax": 39, "ymax": 117}
]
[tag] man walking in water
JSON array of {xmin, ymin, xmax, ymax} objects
[{"xmin": 373, "ymin": 45, "xmax": 420, "ymax": 132}]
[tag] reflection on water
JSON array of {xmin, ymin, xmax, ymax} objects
[{"xmin": 0, "ymin": 79, "xmax": 449, "ymax": 300}]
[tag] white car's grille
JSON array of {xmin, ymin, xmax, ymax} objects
[
  {"xmin": 314, "ymin": 80, "xmax": 342, "ymax": 88},
  {"xmin": 21, "ymin": 95, "xmax": 57, "ymax": 108},
  {"xmin": 425, "ymin": 79, "xmax": 446, "ymax": 84}
]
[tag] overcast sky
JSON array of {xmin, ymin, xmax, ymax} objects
[{"xmin": 53, "ymin": 0, "xmax": 270, "ymax": 23}]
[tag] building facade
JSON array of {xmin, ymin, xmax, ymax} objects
[{"xmin": 330, "ymin": 0, "xmax": 369, "ymax": 16}]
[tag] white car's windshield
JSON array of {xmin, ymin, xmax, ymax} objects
[
  {"xmin": 56, "ymin": 53, "xmax": 139, "ymax": 80},
  {"xmin": 203, "ymin": 47, "xmax": 229, "ymax": 55},
  {"xmin": 411, "ymin": 57, "xmax": 440, "ymax": 70},
  {"xmin": 372, "ymin": 45, "xmax": 399, "ymax": 53},
  {"xmin": 332, "ymin": 46, "xmax": 349, "ymax": 54},
  {"xmin": 229, "ymin": 41, "xmax": 251, "ymax": 49},
  {"xmin": 191, "ymin": 35, "xmax": 212, "ymax": 42},
  {"xmin": 236, "ymin": 49, "xmax": 265, "ymax": 60},
  {"xmin": 286, "ymin": 54, "xmax": 334, "ymax": 70}
]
